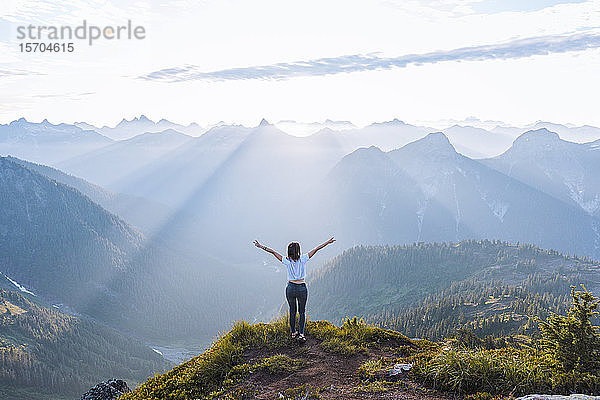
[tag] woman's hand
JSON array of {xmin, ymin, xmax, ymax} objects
[
  {"xmin": 309, "ymin": 236, "xmax": 336, "ymax": 258},
  {"xmin": 254, "ymin": 240, "xmax": 283, "ymax": 262}
]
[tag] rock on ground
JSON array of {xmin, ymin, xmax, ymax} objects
[{"xmin": 80, "ymin": 379, "xmax": 130, "ymax": 400}]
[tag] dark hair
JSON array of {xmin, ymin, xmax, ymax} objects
[{"xmin": 287, "ymin": 242, "xmax": 301, "ymax": 261}]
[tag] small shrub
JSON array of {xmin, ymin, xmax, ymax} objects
[
  {"xmin": 260, "ymin": 354, "xmax": 304, "ymax": 374},
  {"xmin": 224, "ymin": 362, "xmax": 253, "ymax": 383},
  {"xmin": 294, "ymin": 346, "xmax": 309, "ymax": 356},
  {"xmin": 352, "ymin": 380, "xmax": 389, "ymax": 393},
  {"xmin": 225, "ymin": 354, "xmax": 304, "ymax": 384},
  {"xmin": 215, "ymin": 386, "xmax": 258, "ymax": 399},
  {"xmin": 538, "ymin": 285, "xmax": 600, "ymax": 373},
  {"xmin": 321, "ymin": 337, "xmax": 357, "ymax": 355},
  {"xmin": 386, "ymin": 344, "xmax": 414, "ymax": 357},
  {"xmin": 357, "ymin": 359, "xmax": 384, "ymax": 381},
  {"xmin": 465, "ymin": 392, "xmax": 493, "ymax": 400},
  {"xmin": 412, "ymin": 346, "xmax": 551, "ymax": 395},
  {"xmin": 280, "ymin": 384, "xmax": 321, "ymax": 400},
  {"xmin": 454, "ymin": 328, "xmax": 485, "ymax": 349},
  {"xmin": 307, "ymin": 317, "xmax": 411, "ymax": 355}
]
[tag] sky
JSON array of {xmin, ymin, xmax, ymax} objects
[{"xmin": 0, "ymin": 0, "xmax": 599, "ymax": 128}]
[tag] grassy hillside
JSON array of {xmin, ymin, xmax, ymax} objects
[
  {"xmin": 120, "ymin": 317, "xmax": 418, "ymax": 400},
  {"xmin": 120, "ymin": 285, "xmax": 600, "ymax": 399},
  {"xmin": 0, "ymin": 289, "xmax": 169, "ymax": 399},
  {"xmin": 308, "ymin": 240, "xmax": 600, "ymax": 339}
]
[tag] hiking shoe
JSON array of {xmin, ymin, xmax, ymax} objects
[
  {"xmin": 291, "ymin": 331, "xmax": 298, "ymax": 339},
  {"xmin": 297, "ymin": 334, "xmax": 306, "ymax": 343}
]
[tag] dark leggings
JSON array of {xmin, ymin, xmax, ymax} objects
[{"xmin": 286, "ymin": 282, "xmax": 308, "ymax": 334}]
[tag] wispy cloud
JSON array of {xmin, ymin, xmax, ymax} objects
[
  {"xmin": 31, "ymin": 91, "xmax": 95, "ymax": 99},
  {"xmin": 139, "ymin": 30, "xmax": 600, "ymax": 82},
  {"xmin": 0, "ymin": 69, "xmax": 46, "ymax": 78}
]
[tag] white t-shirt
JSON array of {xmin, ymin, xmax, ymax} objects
[{"xmin": 281, "ymin": 253, "xmax": 309, "ymax": 281}]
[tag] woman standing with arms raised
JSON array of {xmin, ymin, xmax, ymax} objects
[{"xmin": 254, "ymin": 237, "xmax": 335, "ymax": 342}]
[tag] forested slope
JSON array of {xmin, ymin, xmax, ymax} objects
[
  {"xmin": 0, "ymin": 289, "xmax": 169, "ymax": 399},
  {"xmin": 308, "ymin": 240, "xmax": 600, "ymax": 339},
  {"xmin": 0, "ymin": 156, "xmax": 279, "ymax": 342}
]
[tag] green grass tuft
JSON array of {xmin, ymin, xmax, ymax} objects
[
  {"xmin": 307, "ymin": 317, "xmax": 412, "ymax": 355},
  {"xmin": 352, "ymin": 380, "xmax": 390, "ymax": 393},
  {"xmin": 260, "ymin": 354, "xmax": 305, "ymax": 374},
  {"xmin": 280, "ymin": 384, "xmax": 321, "ymax": 399},
  {"xmin": 357, "ymin": 359, "xmax": 384, "ymax": 381},
  {"xmin": 413, "ymin": 345, "xmax": 600, "ymax": 396}
]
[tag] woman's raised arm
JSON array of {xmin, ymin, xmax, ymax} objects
[
  {"xmin": 254, "ymin": 240, "xmax": 283, "ymax": 262},
  {"xmin": 308, "ymin": 237, "xmax": 335, "ymax": 258}
]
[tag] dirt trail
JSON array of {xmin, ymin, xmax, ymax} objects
[{"xmin": 232, "ymin": 336, "xmax": 454, "ymax": 400}]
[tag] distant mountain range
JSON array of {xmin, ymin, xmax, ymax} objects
[
  {"xmin": 0, "ymin": 118, "xmax": 112, "ymax": 164},
  {"xmin": 274, "ymin": 119, "xmax": 356, "ymax": 136},
  {"xmin": 528, "ymin": 121, "xmax": 600, "ymax": 143},
  {"xmin": 3, "ymin": 117, "xmax": 600, "ymax": 172},
  {"xmin": 483, "ymin": 128, "xmax": 600, "ymax": 217},
  {"xmin": 76, "ymin": 115, "xmax": 204, "ymax": 140},
  {"xmin": 300, "ymin": 132, "xmax": 599, "ymax": 258},
  {"xmin": 57, "ymin": 128, "xmax": 193, "ymax": 188},
  {"xmin": 3, "ymin": 117, "xmax": 599, "ymax": 262},
  {"xmin": 96, "ymin": 123, "xmax": 599, "ymax": 262}
]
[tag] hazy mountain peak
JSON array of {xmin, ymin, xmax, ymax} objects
[
  {"xmin": 74, "ymin": 121, "xmax": 98, "ymax": 130},
  {"xmin": 10, "ymin": 117, "xmax": 28, "ymax": 126},
  {"xmin": 115, "ymin": 115, "xmax": 153, "ymax": 126},
  {"xmin": 332, "ymin": 145, "xmax": 398, "ymax": 176},
  {"xmin": 312, "ymin": 127, "xmax": 337, "ymax": 136},
  {"xmin": 514, "ymin": 128, "xmax": 561, "ymax": 146},
  {"xmin": 127, "ymin": 128, "xmax": 189, "ymax": 142},
  {"xmin": 338, "ymin": 145, "xmax": 384, "ymax": 162},
  {"xmin": 157, "ymin": 128, "xmax": 183, "ymax": 135},
  {"xmin": 532, "ymin": 121, "xmax": 562, "ymax": 128},
  {"xmin": 258, "ymin": 118, "xmax": 270, "ymax": 127},
  {"xmin": 388, "ymin": 132, "xmax": 457, "ymax": 167},
  {"xmin": 324, "ymin": 119, "xmax": 353, "ymax": 124},
  {"xmin": 359, "ymin": 145, "xmax": 386, "ymax": 155},
  {"xmin": 415, "ymin": 131, "xmax": 455, "ymax": 150},
  {"xmin": 371, "ymin": 118, "xmax": 406, "ymax": 127}
]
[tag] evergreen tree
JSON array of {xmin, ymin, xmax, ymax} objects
[{"xmin": 539, "ymin": 285, "xmax": 600, "ymax": 372}]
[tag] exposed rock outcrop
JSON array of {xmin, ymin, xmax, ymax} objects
[{"xmin": 80, "ymin": 379, "xmax": 130, "ymax": 400}]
